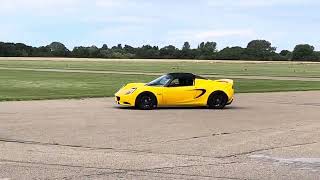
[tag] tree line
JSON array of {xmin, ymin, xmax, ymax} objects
[{"xmin": 0, "ymin": 40, "xmax": 319, "ymax": 61}]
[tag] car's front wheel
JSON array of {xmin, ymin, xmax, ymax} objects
[
  {"xmin": 135, "ymin": 93, "xmax": 157, "ymax": 110},
  {"xmin": 207, "ymin": 92, "xmax": 228, "ymax": 109}
]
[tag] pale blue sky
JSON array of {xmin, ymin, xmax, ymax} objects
[{"xmin": 1, "ymin": 0, "xmax": 319, "ymax": 51}]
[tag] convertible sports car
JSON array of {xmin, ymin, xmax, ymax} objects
[{"xmin": 115, "ymin": 73, "xmax": 234, "ymax": 110}]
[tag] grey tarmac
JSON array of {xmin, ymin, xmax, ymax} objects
[{"xmin": 0, "ymin": 91, "xmax": 319, "ymax": 179}]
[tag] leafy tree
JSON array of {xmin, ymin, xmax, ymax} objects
[
  {"xmin": 292, "ymin": 44, "xmax": 318, "ymax": 61},
  {"xmin": 110, "ymin": 44, "xmax": 124, "ymax": 54},
  {"xmin": 198, "ymin": 42, "xmax": 205, "ymax": 49},
  {"xmin": 204, "ymin": 42, "xmax": 217, "ymax": 52},
  {"xmin": 47, "ymin": 42, "xmax": 69, "ymax": 57},
  {"xmin": 88, "ymin": 46, "xmax": 99, "ymax": 58},
  {"xmin": 97, "ymin": 44, "xmax": 110, "ymax": 58},
  {"xmin": 180, "ymin": 42, "xmax": 194, "ymax": 59},
  {"xmin": 136, "ymin": 45, "xmax": 159, "ymax": 59},
  {"xmin": 97, "ymin": 49, "xmax": 111, "ymax": 58},
  {"xmin": 182, "ymin": 42, "xmax": 191, "ymax": 51},
  {"xmin": 101, "ymin": 44, "xmax": 108, "ymax": 50},
  {"xmin": 116, "ymin": 44, "xmax": 123, "ymax": 50},
  {"xmin": 196, "ymin": 41, "xmax": 217, "ymax": 59},
  {"xmin": 217, "ymin": 46, "xmax": 245, "ymax": 60},
  {"xmin": 160, "ymin": 45, "xmax": 179, "ymax": 59},
  {"xmin": 33, "ymin": 46, "xmax": 51, "ymax": 57},
  {"xmin": 314, "ymin": 51, "xmax": 320, "ymax": 61},
  {"xmin": 280, "ymin": 50, "xmax": 290, "ymax": 56},
  {"xmin": 0, "ymin": 42, "xmax": 16, "ymax": 56},
  {"xmin": 244, "ymin": 40, "xmax": 276, "ymax": 60},
  {"xmin": 15, "ymin": 43, "xmax": 33, "ymax": 56},
  {"xmin": 123, "ymin": 45, "xmax": 136, "ymax": 54},
  {"xmin": 247, "ymin": 40, "xmax": 276, "ymax": 52},
  {"xmin": 198, "ymin": 42, "xmax": 217, "ymax": 53},
  {"xmin": 72, "ymin": 46, "xmax": 89, "ymax": 57},
  {"xmin": 278, "ymin": 50, "xmax": 292, "ymax": 61}
]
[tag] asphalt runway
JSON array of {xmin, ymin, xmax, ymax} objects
[{"xmin": 0, "ymin": 91, "xmax": 319, "ymax": 179}]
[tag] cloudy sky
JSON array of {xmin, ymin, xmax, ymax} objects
[{"xmin": 1, "ymin": 0, "xmax": 319, "ymax": 51}]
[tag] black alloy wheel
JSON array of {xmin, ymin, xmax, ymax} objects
[
  {"xmin": 208, "ymin": 93, "xmax": 228, "ymax": 109},
  {"xmin": 136, "ymin": 94, "xmax": 157, "ymax": 110}
]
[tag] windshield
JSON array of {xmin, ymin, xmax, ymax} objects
[{"xmin": 146, "ymin": 75, "xmax": 172, "ymax": 86}]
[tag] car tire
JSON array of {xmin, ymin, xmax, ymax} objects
[
  {"xmin": 135, "ymin": 93, "xmax": 157, "ymax": 110},
  {"xmin": 207, "ymin": 92, "xmax": 228, "ymax": 109}
]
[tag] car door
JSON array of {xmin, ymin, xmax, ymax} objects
[{"xmin": 163, "ymin": 78, "xmax": 197, "ymax": 105}]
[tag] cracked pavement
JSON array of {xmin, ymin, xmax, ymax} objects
[{"xmin": 0, "ymin": 91, "xmax": 319, "ymax": 179}]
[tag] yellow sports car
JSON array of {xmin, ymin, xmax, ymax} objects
[{"xmin": 115, "ymin": 73, "xmax": 234, "ymax": 110}]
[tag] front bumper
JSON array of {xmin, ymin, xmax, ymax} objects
[{"xmin": 115, "ymin": 95, "xmax": 135, "ymax": 107}]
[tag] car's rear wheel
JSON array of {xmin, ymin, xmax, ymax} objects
[
  {"xmin": 208, "ymin": 92, "xmax": 228, "ymax": 109},
  {"xmin": 135, "ymin": 93, "xmax": 157, "ymax": 110}
]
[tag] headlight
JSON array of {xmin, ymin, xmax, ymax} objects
[{"xmin": 125, "ymin": 88, "xmax": 137, "ymax": 95}]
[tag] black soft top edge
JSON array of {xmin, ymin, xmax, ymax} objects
[
  {"xmin": 167, "ymin": 73, "xmax": 194, "ymax": 79},
  {"xmin": 166, "ymin": 73, "xmax": 207, "ymax": 80},
  {"xmin": 194, "ymin": 75, "xmax": 207, "ymax": 80}
]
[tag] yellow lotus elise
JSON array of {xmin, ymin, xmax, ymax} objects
[{"xmin": 115, "ymin": 73, "xmax": 234, "ymax": 110}]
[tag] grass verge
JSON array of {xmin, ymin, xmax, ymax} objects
[
  {"xmin": 1, "ymin": 69, "xmax": 320, "ymax": 101},
  {"xmin": 0, "ymin": 60, "xmax": 320, "ymax": 78}
]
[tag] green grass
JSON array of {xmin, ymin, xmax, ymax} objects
[
  {"xmin": 0, "ymin": 70, "xmax": 154, "ymax": 101},
  {"xmin": 1, "ymin": 60, "xmax": 320, "ymax": 78},
  {"xmin": 1, "ymin": 69, "xmax": 320, "ymax": 101}
]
